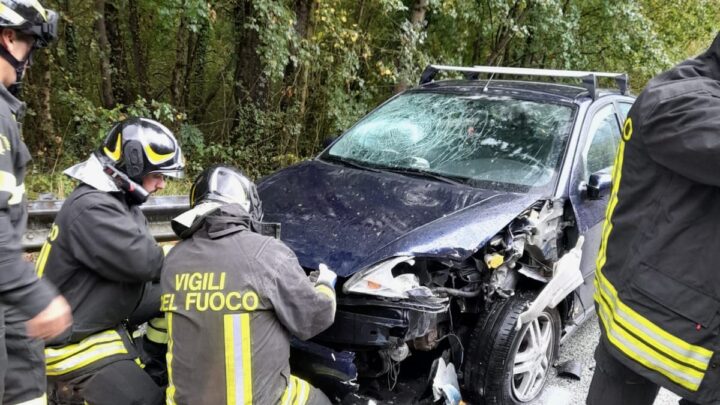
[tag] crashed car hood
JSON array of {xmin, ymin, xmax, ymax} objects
[{"xmin": 258, "ymin": 160, "xmax": 542, "ymax": 277}]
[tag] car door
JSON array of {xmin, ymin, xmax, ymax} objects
[{"xmin": 567, "ymin": 101, "xmax": 625, "ymax": 322}]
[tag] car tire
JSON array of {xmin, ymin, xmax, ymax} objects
[{"xmin": 463, "ymin": 293, "xmax": 560, "ymax": 405}]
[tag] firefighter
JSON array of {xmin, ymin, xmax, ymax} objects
[
  {"xmin": 162, "ymin": 165, "xmax": 336, "ymax": 405},
  {"xmin": 37, "ymin": 118, "xmax": 184, "ymax": 404},
  {"xmin": 0, "ymin": 2, "xmax": 72, "ymax": 404},
  {"xmin": 587, "ymin": 33, "xmax": 720, "ymax": 405}
]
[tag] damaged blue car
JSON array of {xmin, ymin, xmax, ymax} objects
[{"xmin": 258, "ymin": 65, "xmax": 634, "ymax": 404}]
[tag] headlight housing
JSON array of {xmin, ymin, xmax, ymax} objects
[{"xmin": 343, "ymin": 256, "xmax": 420, "ymax": 298}]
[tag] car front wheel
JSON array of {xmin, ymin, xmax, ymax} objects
[{"xmin": 463, "ymin": 293, "xmax": 560, "ymax": 405}]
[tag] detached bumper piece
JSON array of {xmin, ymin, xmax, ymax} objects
[{"xmin": 316, "ymin": 297, "xmax": 449, "ymax": 348}]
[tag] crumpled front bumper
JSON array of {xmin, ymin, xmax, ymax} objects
[{"xmin": 314, "ymin": 297, "xmax": 449, "ymax": 348}]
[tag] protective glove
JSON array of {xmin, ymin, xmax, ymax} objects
[{"xmin": 315, "ymin": 263, "xmax": 337, "ymax": 288}]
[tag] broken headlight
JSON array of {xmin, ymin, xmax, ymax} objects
[{"xmin": 343, "ymin": 256, "xmax": 421, "ymax": 299}]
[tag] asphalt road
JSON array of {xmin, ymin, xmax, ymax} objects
[{"xmin": 529, "ymin": 314, "xmax": 681, "ymax": 405}]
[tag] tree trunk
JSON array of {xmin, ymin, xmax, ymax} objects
[
  {"xmin": 128, "ymin": 0, "xmax": 148, "ymax": 99},
  {"xmin": 280, "ymin": 0, "xmax": 314, "ymax": 112},
  {"xmin": 94, "ymin": 0, "xmax": 115, "ymax": 108},
  {"xmin": 170, "ymin": 12, "xmax": 188, "ymax": 107},
  {"xmin": 23, "ymin": 49, "xmax": 55, "ymax": 166},
  {"xmin": 233, "ymin": 0, "xmax": 267, "ymax": 111},
  {"xmin": 188, "ymin": 18, "xmax": 210, "ymax": 122},
  {"xmin": 63, "ymin": 0, "xmax": 77, "ymax": 67},
  {"xmin": 105, "ymin": 0, "xmax": 130, "ymax": 104}
]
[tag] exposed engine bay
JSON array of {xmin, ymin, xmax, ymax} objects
[{"xmin": 291, "ymin": 199, "xmax": 582, "ymax": 398}]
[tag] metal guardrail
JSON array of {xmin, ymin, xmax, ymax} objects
[{"xmin": 23, "ymin": 196, "xmax": 190, "ymax": 252}]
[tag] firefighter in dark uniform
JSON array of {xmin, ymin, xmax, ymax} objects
[
  {"xmin": 162, "ymin": 165, "xmax": 336, "ymax": 405},
  {"xmin": 37, "ymin": 118, "xmax": 184, "ymax": 405},
  {"xmin": 587, "ymin": 33, "xmax": 720, "ymax": 405},
  {"xmin": 0, "ymin": 2, "xmax": 72, "ymax": 404}
]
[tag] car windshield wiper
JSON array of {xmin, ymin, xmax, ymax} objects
[
  {"xmin": 381, "ymin": 167, "xmax": 467, "ymax": 186},
  {"xmin": 320, "ymin": 155, "xmax": 382, "ymax": 173}
]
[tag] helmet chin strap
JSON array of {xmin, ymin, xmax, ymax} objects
[{"xmin": 0, "ymin": 44, "xmax": 31, "ymax": 97}]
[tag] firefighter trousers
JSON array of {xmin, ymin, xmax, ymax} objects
[
  {"xmin": 47, "ymin": 282, "xmax": 166, "ymax": 405},
  {"xmin": 587, "ymin": 338, "xmax": 702, "ymax": 405},
  {"xmin": 48, "ymin": 359, "xmax": 162, "ymax": 405},
  {"xmin": 1, "ymin": 313, "xmax": 46, "ymax": 405}
]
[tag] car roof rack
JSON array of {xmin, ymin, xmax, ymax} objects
[{"xmin": 419, "ymin": 64, "xmax": 629, "ymax": 100}]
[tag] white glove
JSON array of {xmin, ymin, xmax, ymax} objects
[{"xmin": 316, "ymin": 263, "xmax": 337, "ymax": 288}]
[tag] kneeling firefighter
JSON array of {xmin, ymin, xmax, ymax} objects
[
  {"xmin": 37, "ymin": 118, "xmax": 185, "ymax": 404},
  {"xmin": 162, "ymin": 165, "xmax": 336, "ymax": 405}
]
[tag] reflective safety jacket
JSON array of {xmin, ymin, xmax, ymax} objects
[
  {"xmin": 39, "ymin": 184, "xmax": 164, "ymax": 349},
  {"xmin": 161, "ymin": 204, "xmax": 336, "ymax": 405},
  {"xmin": 595, "ymin": 33, "xmax": 720, "ymax": 403},
  {"xmin": 0, "ymin": 84, "xmax": 57, "ymax": 322}
]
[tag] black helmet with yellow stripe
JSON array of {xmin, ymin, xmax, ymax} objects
[
  {"xmin": 0, "ymin": 0, "xmax": 58, "ymax": 48},
  {"xmin": 98, "ymin": 117, "xmax": 184, "ymax": 183}
]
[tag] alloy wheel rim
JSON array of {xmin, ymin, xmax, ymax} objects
[{"xmin": 511, "ymin": 312, "xmax": 554, "ymax": 402}]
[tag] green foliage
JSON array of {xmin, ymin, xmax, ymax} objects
[
  {"xmin": 251, "ymin": 0, "xmax": 297, "ymax": 80},
  {"xmin": 20, "ymin": 0, "xmax": 720, "ymax": 197}
]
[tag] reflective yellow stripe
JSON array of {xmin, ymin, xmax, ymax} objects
[
  {"xmin": 162, "ymin": 244, "xmax": 174, "ymax": 256},
  {"xmin": 224, "ymin": 314, "xmax": 237, "ymax": 405},
  {"xmin": 45, "ymin": 330, "xmax": 123, "ymax": 363},
  {"xmin": 35, "ymin": 241, "xmax": 52, "ymax": 278},
  {"xmin": 144, "ymin": 144, "xmax": 175, "ymax": 164},
  {"xmin": 240, "ymin": 314, "xmax": 253, "ymax": 405},
  {"xmin": 314, "ymin": 284, "xmax": 335, "ymax": 300},
  {"xmin": 15, "ymin": 393, "xmax": 47, "ymax": 405},
  {"xmin": 103, "ymin": 134, "xmax": 122, "ymax": 161},
  {"xmin": 146, "ymin": 326, "xmax": 168, "ymax": 344},
  {"xmin": 295, "ymin": 377, "xmax": 310, "ymax": 405},
  {"xmin": 595, "ymin": 283, "xmax": 705, "ymax": 379},
  {"xmin": 596, "ymin": 273, "xmax": 712, "ymax": 365},
  {"xmin": 29, "ymin": 0, "xmax": 48, "ymax": 21},
  {"xmin": 280, "ymin": 376, "xmax": 295, "ymax": 405},
  {"xmin": 166, "ymin": 312, "xmax": 176, "ymax": 405},
  {"xmin": 282, "ymin": 375, "xmax": 313, "ymax": 405},
  {"xmin": 224, "ymin": 313, "xmax": 253, "ymax": 404},
  {"xmin": 146, "ymin": 316, "xmax": 168, "ymax": 344},
  {"xmin": 0, "ymin": 171, "xmax": 23, "ymax": 205},
  {"xmin": 46, "ymin": 341, "xmax": 127, "ymax": 376},
  {"xmin": 315, "ymin": 284, "xmax": 336, "ymax": 316},
  {"xmin": 596, "ymin": 286, "xmax": 704, "ymax": 391},
  {"xmin": 0, "ymin": 4, "xmax": 25, "ymax": 25},
  {"xmin": 9, "ymin": 182, "xmax": 23, "ymax": 204}
]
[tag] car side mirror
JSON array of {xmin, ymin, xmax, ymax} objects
[
  {"xmin": 586, "ymin": 170, "xmax": 612, "ymax": 200},
  {"xmin": 323, "ymin": 136, "xmax": 338, "ymax": 149}
]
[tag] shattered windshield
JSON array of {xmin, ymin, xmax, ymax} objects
[{"xmin": 323, "ymin": 92, "xmax": 575, "ymax": 193}]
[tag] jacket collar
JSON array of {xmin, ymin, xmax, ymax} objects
[
  {"xmin": 0, "ymin": 85, "xmax": 25, "ymax": 120},
  {"xmin": 63, "ymin": 154, "xmax": 121, "ymax": 193},
  {"xmin": 172, "ymin": 203, "xmax": 280, "ymax": 240}
]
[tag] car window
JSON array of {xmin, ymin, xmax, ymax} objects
[
  {"xmin": 617, "ymin": 102, "xmax": 633, "ymax": 121},
  {"xmin": 323, "ymin": 92, "xmax": 576, "ymax": 193},
  {"xmin": 585, "ymin": 104, "xmax": 621, "ymax": 175}
]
